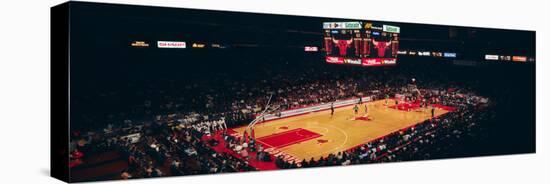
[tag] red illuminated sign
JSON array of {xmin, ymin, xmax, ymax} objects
[{"xmin": 326, "ymin": 56, "xmax": 344, "ymax": 64}]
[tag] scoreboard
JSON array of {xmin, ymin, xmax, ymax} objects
[
  {"xmin": 323, "ymin": 22, "xmax": 400, "ymax": 66},
  {"xmin": 323, "ymin": 22, "xmax": 362, "ymax": 65}
]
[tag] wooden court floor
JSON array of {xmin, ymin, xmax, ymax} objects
[{"xmin": 232, "ymin": 100, "xmax": 450, "ymax": 161}]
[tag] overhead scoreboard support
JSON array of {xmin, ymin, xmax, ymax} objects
[{"xmin": 323, "ymin": 22, "xmax": 400, "ymax": 67}]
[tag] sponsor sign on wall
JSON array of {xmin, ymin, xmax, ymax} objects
[
  {"xmin": 157, "ymin": 41, "xmax": 186, "ymax": 48},
  {"xmin": 485, "ymin": 54, "xmax": 499, "ymax": 60}
]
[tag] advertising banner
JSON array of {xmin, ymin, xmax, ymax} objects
[
  {"xmin": 305, "ymin": 46, "xmax": 319, "ymax": 52},
  {"xmin": 130, "ymin": 41, "xmax": 149, "ymax": 47},
  {"xmin": 261, "ymin": 96, "xmax": 373, "ymax": 121},
  {"xmin": 485, "ymin": 54, "xmax": 499, "ymax": 60},
  {"xmin": 157, "ymin": 41, "xmax": 186, "ymax": 48},
  {"xmin": 362, "ymin": 58, "xmax": 384, "ymax": 66},
  {"xmin": 512, "ymin": 56, "xmax": 527, "ymax": 62},
  {"xmin": 383, "ymin": 25, "xmax": 401, "ymax": 33},
  {"xmin": 326, "ymin": 56, "xmax": 345, "ymax": 64},
  {"xmin": 323, "ymin": 22, "xmax": 362, "ymax": 29},
  {"xmin": 443, "ymin": 52, "xmax": 457, "ymax": 58}
]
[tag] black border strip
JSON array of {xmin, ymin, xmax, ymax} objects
[{"xmin": 51, "ymin": 1, "xmax": 71, "ymax": 183}]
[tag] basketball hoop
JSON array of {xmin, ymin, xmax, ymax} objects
[{"xmin": 246, "ymin": 94, "xmax": 280, "ymax": 140}]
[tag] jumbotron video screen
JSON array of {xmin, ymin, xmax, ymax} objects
[{"xmin": 324, "ymin": 22, "xmax": 399, "ymax": 66}]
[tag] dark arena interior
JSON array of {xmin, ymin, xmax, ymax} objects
[{"xmin": 61, "ymin": 2, "xmax": 535, "ymax": 182}]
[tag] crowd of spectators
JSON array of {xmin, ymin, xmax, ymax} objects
[
  {"xmin": 70, "ymin": 61, "xmax": 493, "ymax": 179},
  {"xmin": 101, "ymin": 119, "xmax": 255, "ymax": 179}
]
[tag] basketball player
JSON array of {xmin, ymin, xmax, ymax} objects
[
  {"xmin": 395, "ymin": 99, "xmax": 399, "ymax": 110},
  {"xmin": 364, "ymin": 104, "xmax": 368, "ymax": 116},
  {"xmin": 330, "ymin": 102, "xmax": 335, "ymax": 116},
  {"xmin": 431, "ymin": 106, "xmax": 435, "ymax": 118},
  {"xmin": 424, "ymin": 98, "xmax": 428, "ymax": 110},
  {"xmin": 353, "ymin": 105, "xmax": 359, "ymax": 115}
]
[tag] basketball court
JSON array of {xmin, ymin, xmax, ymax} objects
[{"xmin": 231, "ymin": 99, "xmax": 452, "ymax": 161}]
